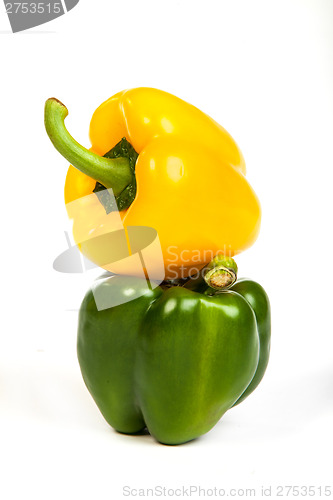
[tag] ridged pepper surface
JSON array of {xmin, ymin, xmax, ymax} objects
[
  {"xmin": 77, "ymin": 270, "xmax": 270, "ymax": 445},
  {"xmin": 45, "ymin": 88, "xmax": 261, "ymax": 280}
]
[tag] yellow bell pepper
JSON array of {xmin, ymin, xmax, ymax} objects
[{"xmin": 45, "ymin": 88, "xmax": 261, "ymax": 280}]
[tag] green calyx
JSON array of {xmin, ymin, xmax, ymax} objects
[
  {"xmin": 203, "ymin": 255, "xmax": 238, "ymax": 291},
  {"xmin": 93, "ymin": 138, "xmax": 138, "ymax": 213},
  {"xmin": 44, "ymin": 98, "xmax": 137, "ymax": 211}
]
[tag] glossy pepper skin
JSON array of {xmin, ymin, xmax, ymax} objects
[
  {"xmin": 77, "ymin": 275, "xmax": 270, "ymax": 445},
  {"xmin": 45, "ymin": 88, "xmax": 261, "ymax": 280}
]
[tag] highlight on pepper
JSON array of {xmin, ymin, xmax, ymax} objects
[{"xmin": 45, "ymin": 88, "xmax": 270, "ymax": 445}]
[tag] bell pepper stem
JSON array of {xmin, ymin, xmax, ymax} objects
[
  {"xmin": 203, "ymin": 255, "xmax": 238, "ymax": 291},
  {"xmin": 44, "ymin": 98, "xmax": 133, "ymax": 196}
]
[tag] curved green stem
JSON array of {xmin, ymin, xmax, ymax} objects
[
  {"xmin": 44, "ymin": 98, "xmax": 133, "ymax": 196},
  {"xmin": 203, "ymin": 255, "xmax": 238, "ymax": 291}
]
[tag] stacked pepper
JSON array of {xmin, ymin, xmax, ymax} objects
[{"xmin": 45, "ymin": 88, "xmax": 270, "ymax": 445}]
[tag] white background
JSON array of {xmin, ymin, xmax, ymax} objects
[{"xmin": 1, "ymin": 1, "xmax": 333, "ymax": 498}]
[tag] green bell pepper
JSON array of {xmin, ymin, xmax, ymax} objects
[{"xmin": 77, "ymin": 260, "xmax": 270, "ymax": 445}]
